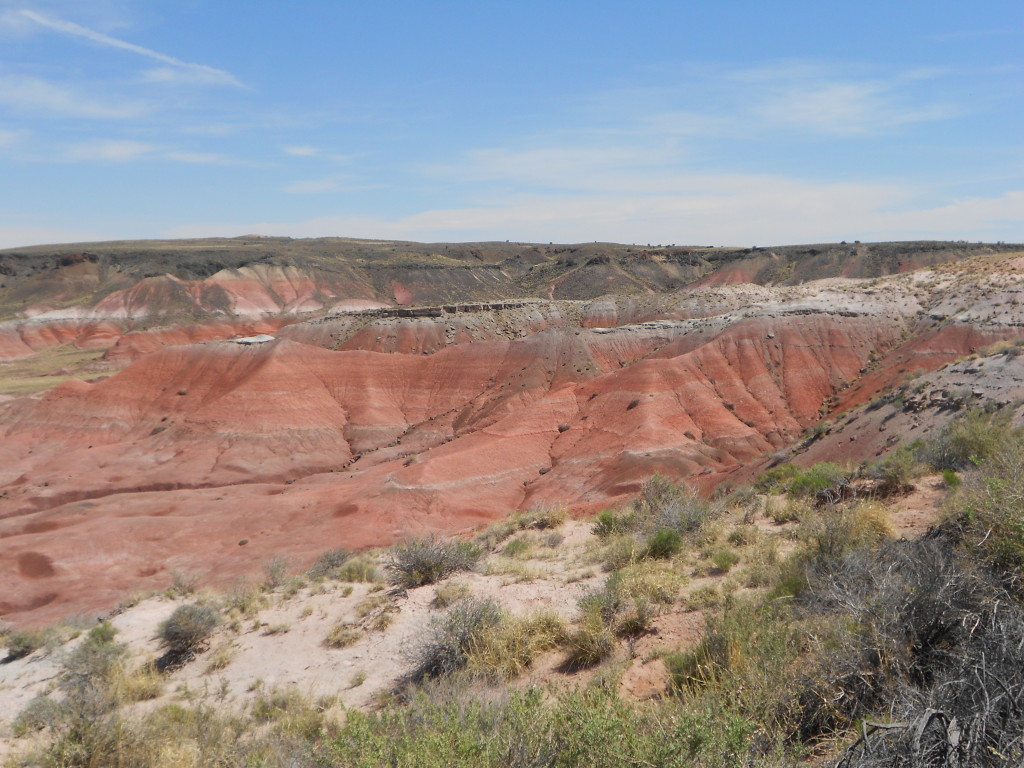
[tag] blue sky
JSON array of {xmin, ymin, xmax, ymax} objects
[{"xmin": 0, "ymin": 1, "xmax": 1021, "ymax": 248}]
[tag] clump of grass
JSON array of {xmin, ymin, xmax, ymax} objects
[
  {"xmin": 768, "ymin": 496, "xmax": 808, "ymax": 524},
  {"xmin": 513, "ymin": 505, "xmax": 568, "ymax": 530},
  {"xmin": 593, "ymin": 508, "xmax": 631, "ymax": 538},
  {"xmin": 324, "ymin": 621, "xmax": 361, "ymax": 649},
  {"xmin": 687, "ymin": 584, "xmax": 722, "ymax": 610},
  {"xmin": 112, "ymin": 662, "xmax": 164, "ymax": 702},
  {"xmin": 476, "ymin": 505, "xmax": 568, "ymax": 551},
  {"xmin": 797, "ymin": 500, "xmax": 894, "ymax": 571},
  {"xmin": 432, "ymin": 581, "xmax": 471, "ymax": 609},
  {"xmin": 616, "ymin": 559, "xmax": 686, "ymax": 605},
  {"xmin": 862, "ymin": 444, "xmax": 924, "ymax": 495},
  {"xmin": 205, "ymin": 643, "xmax": 235, "ymax": 672},
  {"xmin": 12, "ymin": 695, "xmax": 64, "ymax": 737},
  {"xmin": 385, "ymin": 536, "xmax": 481, "ymax": 588},
  {"xmin": 568, "ymin": 566, "xmax": 677, "ymax": 656},
  {"xmin": 502, "ymin": 537, "xmax": 533, "ymax": 559},
  {"xmin": 711, "ymin": 549, "xmax": 741, "ymax": 573},
  {"xmin": 306, "ymin": 547, "xmax": 351, "ymax": 580},
  {"xmin": 466, "ymin": 611, "xmax": 567, "ymax": 680},
  {"xmin": 727, "ymin": 526, "xmax": 760, "ymax": 547},
  {"xmin": 561, "ymin": 614, "xmax": 616, "ymax": 669},
  {"xmin": 543, "ymin": 531, "xmax": 565, "ymax": 548},
  {"xmin": 261, "ymin": 556, "xmax": 292, "ymax": 591},
  {"xmin": 222, "ymin": 578, "xmax": 267, "ymax": 618},
  {"xmin": 405, "ymin": 598, "xmax": 502, "ymax": 681},
  {"xmin": 335, "ymin": 554, "xmax": 381, "ymax": 583},
  {"xmin": 165, "ymin": 569, "xmax": 201, "ymax": 598},
  {"xmin": 4, "ymin": 628, "xmax": 47, "ymax": 661}
]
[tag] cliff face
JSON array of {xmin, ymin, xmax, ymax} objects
[{"xmin": 1, "ymin": 239, "xmax": 1023, "ymax": 625}]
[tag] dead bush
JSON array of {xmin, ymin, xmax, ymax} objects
[
  {"xmin": 157, "ymin": 602, "xmax": 219, "ymax": 667},
  {"xmin": 385, "ymin": 536, "xmax": 481, "ymax": 588}
]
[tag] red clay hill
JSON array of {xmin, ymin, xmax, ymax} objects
[{"xmin": 1, "ymin": 238, "xmax": 1022, "ymax": 624}]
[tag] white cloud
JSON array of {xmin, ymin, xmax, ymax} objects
[
  {"xmin": 438, "ymin": 144, "xmax": 677, "ymax": 190},
  {"xmin": 140, "ymin": 67, "xmax": 239, "ymax": 88},
  {"xmin": 63, "ymin": 141, "xmax": 240, "ymax": 165},
  {"xmin": 282, "ymin": 176, "xmax": 384, "ymax": 194},
  {"xmin": 0, "ymin": 72, "xmax": 144, "ymax": 118},
  {"xmin": 283, "ymin": 177, "xmax": 341, "ymax": 194},
  {"xmin": 17, "ymin": 9, "xmax": 241, "ymax": 87},
  {"xmin": 284, "ymin": 145, "xmax": 320, "ymax": 157},
  {"xmin": 165, "ymin": 178, "xmax": 1024, "ymax": 246},
  {"xmin": 0, "ymin": 127, "xmax": 26, "ymax": 146},
  {"xmin": 181, "ymin": 123, "xmax": 236, "ymax": 136},
  {"xmin": 755, "ymin": 80, "xmax": 957, "ymax": 136},
  {"xmin": 164, "ymin": 150, "xmax": 233, "ymax": 164},
  {"xmin": 65, "ymin": 139, "xmax": 158, "ymax": 161}
]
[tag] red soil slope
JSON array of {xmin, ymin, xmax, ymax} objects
[{"xmin": 0, "ymin": 305, "xmax": 905, "ymax": 624}]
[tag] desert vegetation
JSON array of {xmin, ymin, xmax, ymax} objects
[{"xmin": 5, "ymin": 409, "xmax": 1024, "ymax": 766}]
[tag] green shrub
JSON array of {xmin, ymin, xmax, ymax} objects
[
  {"xmin": 787, "ymin": 462, "xmax": 850, "ymax": 498},
  {"xmin": 711, "ymin": 549, "xmax": 741, "ymax": 573},
  {"xmin": 306, "ymin": 547, "xmax": 351, "ymax": 580},
  {"xmin": 502, "ymin": 538, "xmax": 532, "ymax": 559},
  {"xmin": 921, "ymin": 407, "xmax": 1014, "ymax": 471},
  {"xmin": 61, "ymin": 623, "xmax": 126, "ymax": 688},
  {"xmin": 335, "ymin": 555, "xmax": 381, "ymax": 583},
  {"xmin": 592, "ymin": 508, "xmax": 629, "ymax": 538},
  {"xmin": 795, "ymin": 501, "xmax": 893, "ymax": 571},
  {"xmin": 754, "ymin": 463, "xmax": 800, "ymax": 493},
  {"xmin": 4, "ymin": 628, "xmax": 46, "ymax": 661},
  {"xmin": 574, "ymin": 569, "xmax": 667, "ymax": 643},
  {"xmin": 644, "ymin": 528, "xmax": 682, "ymax": 559},
  {"xmin": 942, "ymin": 468, "xmax": 960, "ymax": 488},
  {"xmin": 946, "ymin": 434, "xmax": 1024, "ymax": 574},
  {"xmin": 406, "ymin": 598, "xmax": 502, "ymax": 681},
  {"xmin": 863, "ymin": 445, "xmax": 921, "ymax": 495},
  {"xmin": 12, "ymin": 694, "xmax": 64, "ymax": 736},
  {"xmin": 158, "ymin": 603, "xmax": 220, "ymax": 655},
  {"xmin": 386, "ymin": 536, "xmax": 481, "ymax": 588}
]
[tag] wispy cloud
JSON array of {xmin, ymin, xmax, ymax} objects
[
  {"xmin": 16, "ymin": 9, "xmax": 242, "ymax": 88},
  {"xmin": 167, "ymin": 179, "xmax": 1024, "ymax": 247},
  {"xmin": 283, "ymin": 177, "xmax": 341, "ymax": 194},
  {"xmin": 0, "ymin": 127, "xmax": 27, "ymax": 146},
  {"xmin": 63, "ymin": 140, "xmax": 238, "ymax": 165},
  {"xmin": 164, "ymin": 150, "xmax": 233, "ymax": 164},
  {"xmin": 284, "ymin": 145, "xmax": 320, "ymax": 157},
  {"xmin": 282, "ymin": 175, "xmax": 384, "ymax": 194},
  {"xmin": 753, "ymin": 79, "xmax": 957, "ymax": 136},
  {"xmin": 0, "ymin": 72, "xmax": 144, "ymax": 118},
  {"xmin": 66, "ymin": 139, "xmax": 159, "ymax": 161}
]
